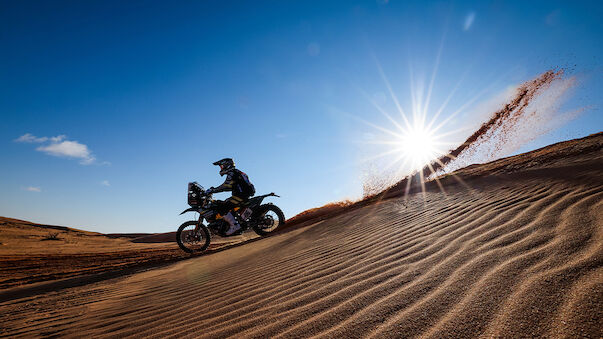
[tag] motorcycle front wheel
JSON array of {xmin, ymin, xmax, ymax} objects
[
  {"xmin": 253, "ymin": 204, "xmax": 286, "ymax": 236},
  {"xmin": 176, "ymin": 220, "xmax": 211, "ymax": 253}
]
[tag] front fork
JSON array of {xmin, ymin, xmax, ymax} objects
[{"xmin": 194, "ymin": 215, "xmax": 203, "ymax": 233}]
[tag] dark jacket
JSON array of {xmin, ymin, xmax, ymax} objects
[{"xmin": 212, "ymin": 169, "xmax": 254, "ymax": 197}]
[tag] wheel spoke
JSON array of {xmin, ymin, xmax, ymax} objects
[
  {"xmin": 261, "ymin": 210, "xmax": 280, "ymax": 232},
  {"xmin": 177, "ymin": 222, "xmax": 210, "ymax": 253}
]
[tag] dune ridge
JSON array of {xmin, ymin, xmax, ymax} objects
[{"xmin": 0, "ymin": 135, "xmax": 601, "ymax": 338}]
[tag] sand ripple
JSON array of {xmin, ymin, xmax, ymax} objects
[{"xmin": 1, "ymin": 166, "xmax": 601, "ymax": 338}]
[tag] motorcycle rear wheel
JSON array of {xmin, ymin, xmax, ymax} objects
[
  {"xmin": 253, "ymin": 204, "xmax": 286, "ymax": 236},
  {"xmin": 176, "ymin": 220, "xmax": 211, "ymax": 253}
]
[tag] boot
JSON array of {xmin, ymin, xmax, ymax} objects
[{"xmin": 224, "ymin": 212, "xmax": 241, "ymax": 236}]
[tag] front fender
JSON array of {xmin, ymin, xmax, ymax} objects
[{"xmin": 179, "ymin": 207, "xmax": 199, "ymax": 215}]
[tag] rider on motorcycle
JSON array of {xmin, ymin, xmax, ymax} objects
[{"xmin": 206, "ymin": 158, "xmax": 255, "ymax": 235}]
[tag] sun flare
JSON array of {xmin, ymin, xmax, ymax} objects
[
  {"xmin": 399, "ymin": 125, "xmax": 438, "ymax": 170},
  {"xmin": 352, "ymin": 51, "xmax": 476, "ymax": 196}
]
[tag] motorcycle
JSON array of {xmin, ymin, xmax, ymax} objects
[{"xmin": 176, "ymin": 182, "xmax": 286, "ymax": 253}]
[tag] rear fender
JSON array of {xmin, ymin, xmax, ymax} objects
[{"xmin": 247, "ymin": 193, "xmax": 279, "ymax": 208}]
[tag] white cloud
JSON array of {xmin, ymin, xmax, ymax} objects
[
  {"xmin": 50, "ymin": 135, "xmax": 66, "ymax": 143},
  {"xmin": 16, "ymin": 133, "xmax": 101, "ymax": 165},
  {"xmin": 101, "ymin": 180, "xmax": 110, "ymax": 186},
  {"xmin": 15, "ymin": 133, "xmax": 48, "ymax": 143},
  {"xmin": 24, "ymin": 186, "xmax": 41, "ymax": 192},
  {"xmin": 37, "ymin": 140, "xmax": 96, "ymax": 165},
  {"xmin": 463, "ymin": 12, "xmax": 476, "ymax": 31}
]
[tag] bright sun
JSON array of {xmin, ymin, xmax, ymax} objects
[
  {"xmin": 351, "ymin": 53, "xmax": 464, "ymax": 185},
  {"xmin": 399, "ymin": 125, "xmax": 438, "ymax": 170}
]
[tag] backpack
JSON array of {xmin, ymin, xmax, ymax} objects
[{"xmin": 233, "ymin": 169, "xmax": 255, "ymax": 197}]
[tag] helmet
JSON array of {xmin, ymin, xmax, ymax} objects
[{"xmin": 213, "ymin": 158, "xmax": 235, "ymax": 176}]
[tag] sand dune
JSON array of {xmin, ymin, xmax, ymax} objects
[
  {"xmin": 1, "ymin": 135, "xmax": 601, "ymax": 338},
  {"xmin": 0, "ymin": 218, "xmax": 244, "ymax": 289}
]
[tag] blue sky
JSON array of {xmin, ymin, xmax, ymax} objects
[{"xmin": 1, "ymin": 0, "xmax": 601, "ymax": 233}]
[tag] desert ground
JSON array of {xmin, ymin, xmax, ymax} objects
[
  {"xmin": 1, "ymin": 133, "xmax": 601, "ymax": 338},
  {"xmin": 0, "ymin": 217, "xmax": 251, "ymax": 291}
]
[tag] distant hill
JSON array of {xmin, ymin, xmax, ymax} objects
[{"xmin": 106, "ymin": 232, "xmax": 178, "ymax": 243}]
